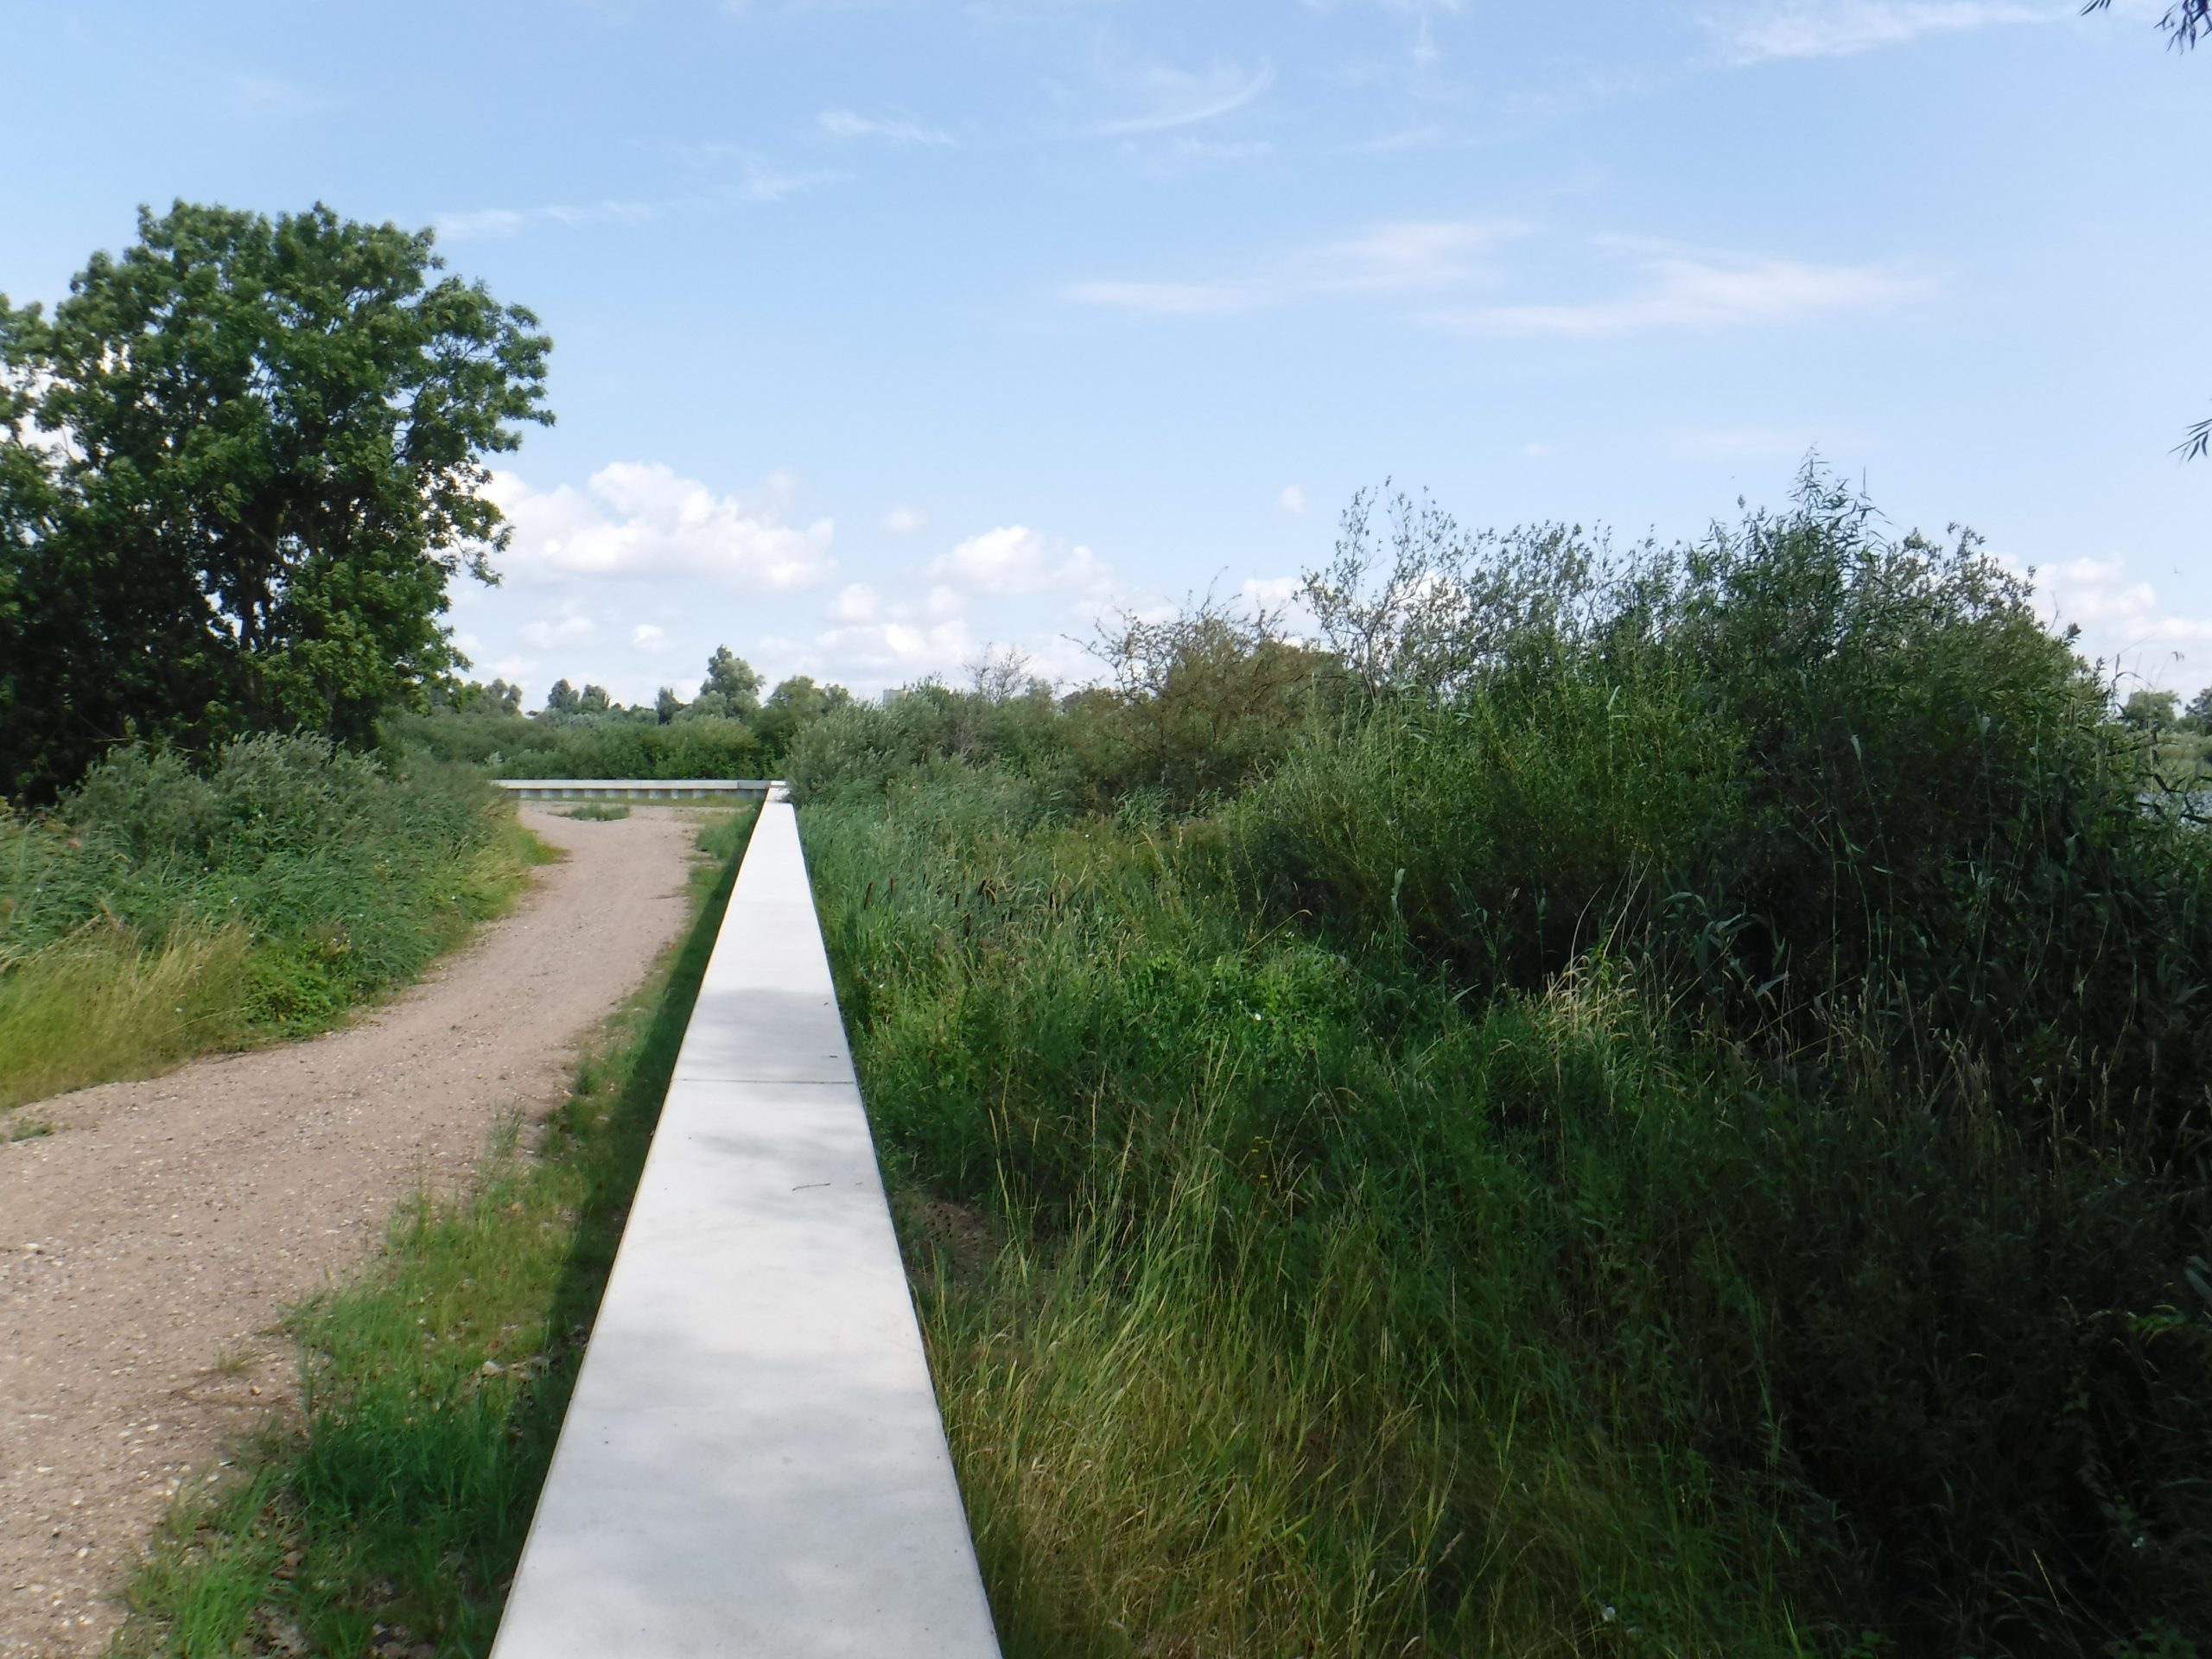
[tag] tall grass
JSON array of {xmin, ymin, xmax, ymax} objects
[
  {"xmin": 0, "ymin": 734, "xmax": 543, "ymax": 1109},
  {"xmin": 0, "ymin": 926, "xmax": 251, "ymax": 1109},
  {"xmin": 115, "ymin": 806, "xmax": 755, "ymax": 1658},
  {"xmin": 798, "ymin": 480, "xmax": 2212, "ymax": 1656},
  {"xmin": 811, "ymin": 798, "xmax": 1826, "ymax": 1656}
]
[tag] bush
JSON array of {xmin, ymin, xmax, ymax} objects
[
  {"xmin": 0, "ymin": 735, "xmax": 535, "ymax": 1106},
  {"xmin": 393, "ymin": 708, "xmax": 765, "ymax": 781},
  {"xmin": 798, "ymin": 474, "xmax": 2212, "ymax": 1656},
  {"xmin": 1239, "ymin": 480, "xmax": 2212, "ymax": 1160}
]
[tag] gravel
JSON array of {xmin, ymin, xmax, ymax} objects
[{"xmin": 0, "ymin": 806, "xmax": 709, "ymax": 1656}]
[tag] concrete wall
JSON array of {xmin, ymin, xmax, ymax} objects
[{"xmin": 488, "ymin": 799, "xmax": 1001, "ymax": 1659}]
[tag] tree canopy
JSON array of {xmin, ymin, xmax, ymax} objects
[
  {"xmin": 0, "ymin": 201, "xmax": 551, "ymax": 800},
  {"xmin": 694, "ymin": 646, "xmax": 764, "ymax": 721}
]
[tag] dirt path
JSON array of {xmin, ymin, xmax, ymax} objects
[{"xmin": 0, "ymin": 806, "xmax": 712, "ymax": 1657}]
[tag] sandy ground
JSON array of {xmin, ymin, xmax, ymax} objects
[{"xmin": 0, "ymin": 805, "xmax": 712, "ymax": 1657}]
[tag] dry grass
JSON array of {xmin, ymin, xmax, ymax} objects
[{"xmin": 0, "ymin": 925, "xmax": 251, "ymax": 1111}]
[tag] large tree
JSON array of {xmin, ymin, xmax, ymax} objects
[
  {"xmin": 0, "ymin": 201, "xmax": 551, "ymax": 800},
  {"xmin": 689, "ymin": 645, "xmax": 763, "ymax": 721}
]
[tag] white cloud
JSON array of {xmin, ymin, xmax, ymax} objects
[
  {"xmin": 632, "ymin": 623, "xmax": 670, "ymax": 652},
  {"xmin": 2020, "ymin": 553, "xmax": 2212, "ymax": 696},
  {"xmin": 818, "ymin": 108, "xmax": 954, "ymax": 146},
  {"xmin": 930, "ymin": 524, "xmax": 1108, "ymax": 594},
  {"xmin": 810, "ymin": 619, "xmax": 984, "ymax": 684},
  {"xmin": 1279, "ymin": 485, "xmax": 1309, "ymax": 514},
  {"xmin": 492, "ymin": 463, "xmax": 836, "ymax": 590},
  {"xmin": 1707, "ymin": 2, "xmax": 2055, "ymax": 64},
  {"xmin": 521, "ymin": 614, "xmax": 598, "ymax": 649},
  {"xmin": 1521, "ymin": 441, "xmax": 1561, "ymax": 460},
  {"xmin": 1242, "ymin": 575, "xmax": 1312, "ymax": 628},
  {"xmin": 881, "ymin": 505, "xmax": 927, "ymax": 536},
  {"xmin": 1436, "ymin": 251, "xmax": 1936, "ymax": 339},
  {"xmin": 828, "ymin": 582, "xmax": 882, "ymax": 624}
]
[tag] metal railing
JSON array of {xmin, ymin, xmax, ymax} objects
[{"xmin": 495, "ymin": 779, "xmax": 779, "ymax": 802}]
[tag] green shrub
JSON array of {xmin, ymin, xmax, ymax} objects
[
  {"xmin": 0, "ymin": 735, "xmax": 536, "ymax": 1107},
  {"xmin": 798, "ymin": 475, "xmax": 2212, "ymax": 1656},
  {"xmin": 392, "ymin": 707, "xmax": 766, "ymax": 780}
]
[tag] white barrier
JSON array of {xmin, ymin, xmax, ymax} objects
[
  {"xmin": 497, "ymin": 779, "xmax": 779, "ymax": 802},
  {"xmin": 489, "ymin": 798, "xmax": 1002, "ymax": 1659}
]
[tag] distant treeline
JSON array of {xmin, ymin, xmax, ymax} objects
[{"xmin": 394, "ymin": 646, "xmax": 854, "ymax": 779}]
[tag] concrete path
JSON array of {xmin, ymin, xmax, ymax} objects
[
  {"xmin": 490, "ymin": 800, "xmax": 1001, "ymax": 1659},
  {"xmin": 0, "ymin": 807, "xmax": 709, "ymax": 1658}
]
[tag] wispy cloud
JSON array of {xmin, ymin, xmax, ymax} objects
[
  {"xmin": 734, "ymin": 155, "xmax": 848, "ymax": 201},
  {"xmin": 1068, "ymin": 218, "xmax": 1516, "ymax": 316},
  {"xmin": 818, "ymin": 108, "xmax": 956, "ymax": 146},
  {"xmin": 1433, "ymin": 251, "xmax": 1936, "ymax": 338},
  {"xmin": 1065, "ymin": 279, "xmax": 1268, "ymax": 315},
  {"xmin": 1707, "ymin": 2, "xmax": 2056, "ymax": 64},
  {"xmin": 1090, "ymin": 58, "xmax": 1276, "ymax": 137},
  {"xmin": 435, "ymin": 200, "xmax": 663, "ymax": 242},
  {"xmin": 1304, "ymin": 0, "xmax": 1472, "ymax": 70},
  {"xmin": 433, "ymin": 156, "xmax": 841, "ymax": 242},
  {"xmin": 221, "ymin": 70, "xmax": 335, "ymax": 117},
  {"xmin": 1301, "ymin": 219, "xmax": 1522, "ymax": 292}
]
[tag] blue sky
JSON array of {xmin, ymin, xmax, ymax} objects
[{"xmin": 3, "ymin": 0, "xmax": 2207, "ymax": 708}]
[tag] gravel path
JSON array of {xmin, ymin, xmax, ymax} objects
[{"xmin": 0, "ymin": 806, "xmax": 711, "ymax": 1657}]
